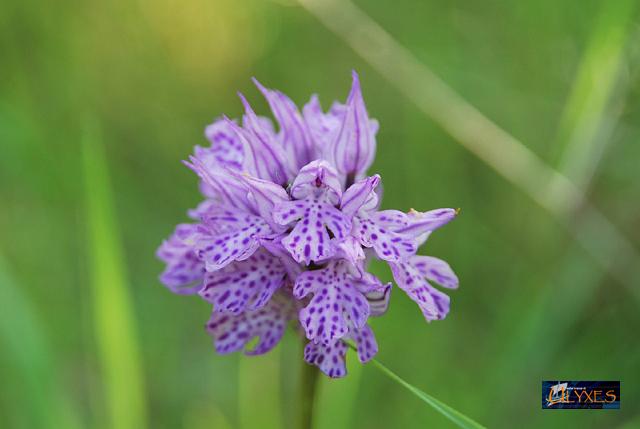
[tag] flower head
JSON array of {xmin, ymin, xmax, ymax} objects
[{"xmin": 157, "ymin": 71, "xmax": 459, "ymax": 377}]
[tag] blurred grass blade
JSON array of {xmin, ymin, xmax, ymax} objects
[
  {"xmin": 366, "ymin": 354, "xmax": 486, "ymax": 429},
  {"xmin": 555, "ymin": 0, "xmax": 636, "ymax": 190},
  {"xmin": 493, "ymin": 0, "xmax": 639, "ymax": 387},
  {"xmin": 0, "ymin": 252, "xmax": 82, "ymax": 429},
  {"xmin": 82, "ymin": 120, "xmax": 148, "ymax": 429},
  {"xmin": 238, "ymin": 351, "xmax": 282, "ymax": 429},
  {"xmin": 315, "ymin": 349, "xmax": 363, "ymax": 429}
]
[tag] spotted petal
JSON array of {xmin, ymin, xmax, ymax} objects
[
  {"xmin": 289, "ymin": 160, "xmax": 342, "ymax": 204},
  {"xmin": 354, "ymin": 210, "xmax": 416, "ymax": 262},
  {"xmin": 304, "ymin": 339, "xmax": 348, "ymax": 378},
  {"xmin": 274, "ymin": 199, "xmax": 350, "ymax": 265},
  {"xmin": 395, "ymin": 208, "xmax": 458, "ymax": 238},
  {"xmin": 349, "ymin": 324, "xmax": 378, "ymax": 363},
  {"xmin": 411, "ymin": 255, "xmax": 459, "ymax": 289},
  {"xmin": 199, "ymin": 248, "xmax": 287, "ymax": 314},
  {"xmin": 202, "ymin": 117, "xmax": 244, "ymax": 170},
  {"xmin": 195, "ymin": 209, "xmax": 274, "ymax": 271},
  {"xmin": 333, "ymin": 236, "xmax": 366, "ymax": 268},
  {"xmin": 206, "ymin": 291, "xmax": 294, "ymax": 355},
  {"xmin": 156, "ymin": 224, "xmax": 205, "ymax": 294},
  {"xmin": 390, "ymin": 260, "xmax": 451, "ymax": 322},
  {"xmin": 294, "ymin": 261, "xmax": 371, "ymax": 343}
]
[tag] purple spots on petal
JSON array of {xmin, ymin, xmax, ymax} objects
[
  {"xmin": 157, "ymin": 224, "xmax": 205, "ymax": 295},
  {"xmin": 390, "ymin": 260, "xmax": 452, "ymax": 322},
  {"xmin": 294, "ymin": 261, "xmax": 372, "ymax": 343},
  {"xmin": 206, "ymin": 291, "xmax": 295, "ymax": 355},
  {"xmin": 199, "ymin": 248, "xmax": 286, "ymax": 313},
  {"xmin": 274, "ymin": 199, "xmax": 350, "ymax": 265},
  {"xmin": 353, "ymin": 212, "xmax": 416, "ymax": 263},
  {"xmin": 304, "ymin": 340, "xmax": 348, "ymax": 378}
]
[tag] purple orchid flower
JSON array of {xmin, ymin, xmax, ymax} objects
[{"xmin": 157, "ymin": 71, "xmax": 459, "ymax": 377}]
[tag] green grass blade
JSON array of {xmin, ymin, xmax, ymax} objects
[
  {"xmin": 82, "ymin": 120, "xmax": 148, "ymax": 429},
  {"xmin": 0, "ymin": 252, "xmax": 83, "ymax": 429},
  {"xmin": 555, "ymin": 0, "xmax": 636, "ymax": 189},
  {"xmin": 491, "ymin": 0, "xmax": 639, "ymax": 391},
  {"xmin": 365, "ymin": 353, "xmax": 486, "ymax": 429}
]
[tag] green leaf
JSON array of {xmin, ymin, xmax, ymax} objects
[{"xmin": 363, "ymin": 350, "xmax": 486, "ymax": 429}]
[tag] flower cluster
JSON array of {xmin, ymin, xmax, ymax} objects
[{"xmin": 157, "ymin": 72, "xmax": 459, "ymax": 377}]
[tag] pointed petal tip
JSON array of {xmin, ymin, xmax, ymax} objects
[
  {"xmin": 251, "ymin": 77, "xmax": 268, "ymax": 93},
  {"xmin": 349, "ymin": 70, "xmax": 361, "ymax": 93},
  {"xmin": 237, "ymin": 91, "xmax": 251, "ymax": 109},
  {"xmin": 222, "ymin": 115, "xmax": 243, "ymax": 133},
  {"xmin": 183, "ymin": 155, "xmax": 199, "ymax": 169}
]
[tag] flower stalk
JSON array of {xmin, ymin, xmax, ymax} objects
[{"xmin": 298, "ymin": 353, "xmax": 319, "ymax": 429}]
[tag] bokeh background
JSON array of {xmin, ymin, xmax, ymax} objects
[{"xmin": 1, "ymin": 0, "xmax": 639, "ymax": 428}]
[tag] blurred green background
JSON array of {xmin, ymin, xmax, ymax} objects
[{"xmin": 1, "ymin": 0, "xmax": 639, "ymax": 428}]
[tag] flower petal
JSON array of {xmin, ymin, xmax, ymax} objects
[
  {"xmin": 411, "ymin": 255, "xmax": 459, "ymax": 289},
  {"xmin": 229, "ymin": 170, "xmax": 289, "ymax": 231},
  {"xmin": 156, "ymin": 224, "xmax": 205, "ymax": 294},
  {"xmin": 329, "ymin": 71, "xmax": 377, "ymax": 178},
  {"xmin": 202, "ymin": 118, "xmax": 244, "ymax": 170},
  {"xmin": 274, "ymin": 199, "xmax": 350, "ymax": 265},
  {"xmin": 195, "ymin": 209, "xmax": 274, "ymax": 271},
  {"xmin": 206, "ymin": 291, "xmax": 294, "ymax": 355},
  {"xmin": 304, "ymin": 339, "xmax": 348, "ymax": 378},
  {"xmin": 294, "ymin": 261, "xmax": 370, "ymax": 343},
  {"xmin": 390, "ymin": 261, "xmax": 451, "ymax": 322},
  {"xmin": 340, "ymin": 175, "xmax": 380, "ymax": 218},
  {"xmin": 395, "ymin": 208, "xmax": 458, "ymax": 238},
  {"xmin": 302, "ymin": 95, "xmax": 342, "ymax": 150},
  {"xmin": 364, "ymin": 280, "xmax": 392, "ymax": 317},
  {"xmin": 289, "ymin": 160, "xmax": 342, "ymax": 205},
  {"xmin": 333, "ymin": 236, "xmax": 366, "ymax": 268},
  {"xmin": 349, "ymin": 324, "xmax": 378, "ymax": 363},
  {"xmin": 184, "ymin": 155, "xmax": 254, "ymax": 213},
  {"xmin": 253, "ymin": 78, "xmax": 316, "ymax": 170},
  {"xmin": 259, "ymin": 237, "xmax": 302, "ymax": 280},
  {"xmin": 354, "ymin": 210, "xmax": 416, "ymax": 262},
  {"xmin": 231, "ymin": 95, "xmax": 293, "ymax": 185},
  {"xmin": 199, "ymin": 248, "xmax": 287, "ymax": 313}
]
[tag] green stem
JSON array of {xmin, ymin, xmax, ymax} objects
[{"xmin": 299, "ymin": 355, "xmax": 319, "ymax": 429}]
